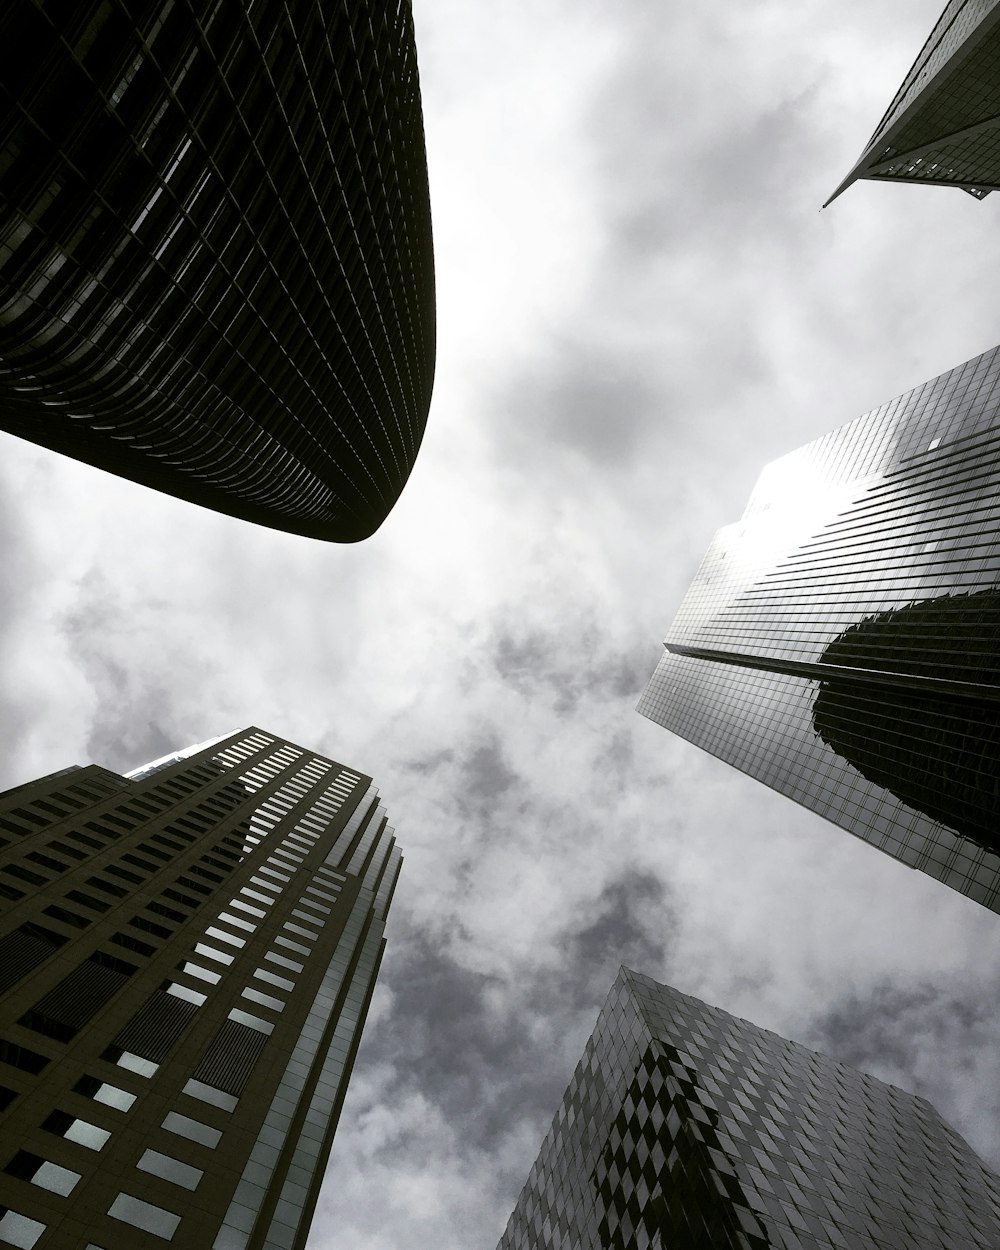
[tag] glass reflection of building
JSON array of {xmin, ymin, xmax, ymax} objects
[
  {"xmin": 0, "ymin": 728, "xmax": 400, "ymax": 1249},
  {"xmin": 638, "ymin": 345, "xmax": 1000, "ymax": 913},
  {"xmin": 497, "ymin": 967, "xmax": 1000, "ymax": 1250},
  {"xmin": 826, "ymin": 0, "xmax": 1000, "ymax": 204},
  {"xmin": 0, "ymin": 0, "xmax": 435, "ymax": 542}
]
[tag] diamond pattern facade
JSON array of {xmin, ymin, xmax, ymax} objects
[{"xmin": 497, "ymin": 969, "xmax": 1000, "ymax": 1250}]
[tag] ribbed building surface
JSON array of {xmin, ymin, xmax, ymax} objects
[
  {"xmin": 0, "ymin": 727, "xmax": 400, "ymax": 1248},
  {"xmin": 497, "ymin": 968, "xmax": 1000, "ymax": 1250},
  {"xmin": 0, "ymin": 0, "xmax": 435, "ymax": 541},
  {"xmin": 639, "ymin": 345, "xmax": 1000, "ymax": 913},
  {"xmin": 827, "ymin": 0, "xmax": 1000, "ymax": 203}
]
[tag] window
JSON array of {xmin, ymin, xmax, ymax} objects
[
  {"xmin": 45, "ymin": 839, "xmax": 86, "ymax": 862},
  {"xmin": 41, "ymin": 1111, "xmax": 111, "ymax": 1151},
  {"xmin": 110, "ymin": 932, "xmax": 157, "ymax": 958},
  {"xmin": 0, "ymin": 1209, "xmax": 46, "ymax": 1248},
  {"xmin": 241, "ymin": 987, "xmax": 283, "ymax": 1012},
  {"xmin": 227, "ymin": 1008, "xmax": 273, "ymax": 1035},
  {"xmin": 87, "ymin": 875, "xmax": 127, "ymax": 899},
  {"xmin": 193, "ymin": 943, "xmax": 234, "ymax": 966},
  {"xmin": 72, "ymin": 1075, "xmax": 136, "ymax": 1111},
  {"xmin": 4, "ymin": 1152, "xmax": 81, "ymax": 1195},
  {"xmin": 41, "ymin": 905, "xmax": 90, "ymax": 930},
  {"xmin": 67, "ymin": 889, "xmax": 110, "ymax": 913},
  {"xmin": 164, "ymin": 982, "xmax": 206, "ymax": 1007},
  {"xmin": 108, "ymin": 1193, "xmax": 181, "ymax": 1239},
  {"xmin": 161, "ymin": 1111, "xmax": 222, "ymax": 1148},
  {"xmin": 164, "ymin": 886, "xmax": 198, "ymax": 909},
  {"xmin": 129, "ymin": 915, "xmax": 172, "ymax": 940},
  {"xmin": 182, "ymin": 1078, "xmax": 237, "ymax": 1112},
  {"xmin": 253, "ymin": 967, "xmax": 293, "ymax": 991},
  {"xmin": 147, "ymin": 900, "xmax": 186, "ymax": 924},
  {"xmin": 180, "ymin": 961, "xmax": 221, "ymax": 985},
  {"xmin": 218, "ymin": 912, "xmax": 255, "ymax": 933},
  {"xmin": 137, "ymin": 1149, "xmax": 203, "ymax": 1191},
  {"xmin": 65, "ymin": 830, "xmax": 104, "ymax": 851},
  {"xmin": 265, "ymin": 951, "xmax": 302, "ymax": 973},
  {"xmin": 101, "ymin": 1047, "xmax": 158, "ymax": 1079},
  {"xmin": 1, "ymin": 864, "xmax": 45, "ymax": 887},
  {"xmin": 283, "ymin": 921, "xmax": 318, "ymax": 940},
  {"xmin": 0, "ymin": 1040, "xmax": 49, "ymax": 1075}
]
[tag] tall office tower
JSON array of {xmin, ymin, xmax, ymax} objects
[
  {"xmin": 638, "ymin": 344, "xmax": 1000, "ymax": 914},
  {"xmin": 0, "ymin": 1, "xmax": 435, "ymax": 541},
  {"xmin": 0, "ymin": 727, "xmax": 400, "ymax": 1249},
  {"xmin": 826, "ymin": 0, "xmax": 1000, "ymax": 204},
  {"xmin": 497, "ymin": 967, "xmax": 1000, "ymax": 1250}
]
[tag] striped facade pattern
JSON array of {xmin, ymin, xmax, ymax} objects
[
  {"xmin": 827, "ymin": 0, "xmax": 1000, "ymax": 203},
  {"xmin": 0, "ymin": 0, "xmax": 435, "ymax": 541},
  {"xmin": 0, "ymin": 727, "xmax": 400, "ymax": 1249},
  {"xmin": 639, "ymin": 345, "xmax": 1000, "ymax": 914}
]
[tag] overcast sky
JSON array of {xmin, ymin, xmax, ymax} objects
[{"xmin": 3, "ymin": 2, "xmax": 1000, "ymax": 1247}]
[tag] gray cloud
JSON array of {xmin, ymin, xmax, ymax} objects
[
  {"xmin": 493, "ymin": 625, "xmax": 648, "ymax": 715},
  {"xmin": 366, "ymin": 866, "xmax": 677, "ymax": 1159},
  {"xmin": 808, "ymin": 980, "xmax": 1000, "ymax": 1168},
  {"xmin": 60, "ymin": 571, "xmax": 197, "ymax": 770},
  {"xmin": 3, "ymin": 3, "xmax": 1000, "ymax": 1248}
]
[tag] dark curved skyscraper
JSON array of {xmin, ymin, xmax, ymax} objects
[{"xmin": 0, "ymin": 0, "xmax": 435, "ymax": 541}]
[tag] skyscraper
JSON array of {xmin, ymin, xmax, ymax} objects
[
  {"xmin": 826, "ymin": 0, "xmax": 1000, "ymax": 204},
  {"xmin": 497, "ymin": 967, "xmax": 1000, "ymax": 1249},
  {"xmin": 0, "ymin": 0, "xmax": 435, "ymax": 541},
  {"xmin": 638, "ymin": 344, "xmax": 1000, "ymax": 914},
  {"xmin": 0, "ymin": 727, "xmax": 400, "ymax": 1249}
]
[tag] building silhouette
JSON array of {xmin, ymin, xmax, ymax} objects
[
  {"xmin": 638, "ymin": 344, "xmax": 1000, "ymax": 914},
  {"xmin": 0, "ymin": 0, "xmax": 435, "ymax": 541},
  {"xmin": 826, "ymin": 0, "xmax": 1000, "ymax": 204},
  {"xmin": 0, "ymin": 728, "xmax": 400, "ymax": 1249},
  {"xmin": 497, "ymin": 967, "xmax": 1000, "ymax": 1249}
]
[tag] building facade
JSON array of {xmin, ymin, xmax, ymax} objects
[
  {"xmin": 497, "ymin": 967, "xmax": 1000, "ymax": 1250},
  {"xmin": 638, "ymin": 344, "xmax": 1000, "ymax": 914},
  {"xmin": 0, "ymin": 727, "xmax": 400, "ymax": 1248},
  {"xmin": 827, "ymin": 0, "xmax": 1000, "ymax": 204},
  {"xmin": 0, "ymin": 0, "xmax": 435, "ymax": 541}
]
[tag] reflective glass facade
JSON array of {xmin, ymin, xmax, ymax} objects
[
  {"xmin": 638, "ymin": 345, "xmax": 1000, "ymax": 913},
  {"xmin": 827, "ymin": 0, "xmax": 1000, "ymax": 203},
  {"xmin": 0, "ymin": 0, "xmax": 435, "ymax": 541},
  {"xmin": 0, "ymin": 728, "xmax": 401, "ymax": 1248},
  {"xmin": 497, "ymin": 968, "xmax": 1000, "ymax": 1250}
]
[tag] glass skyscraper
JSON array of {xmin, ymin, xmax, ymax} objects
[
  {"xmin": 0, "ymin": 728, "xmax": 400, "ymax": 1249},
  {"xmin": 0, "ymin": 0, "xmax": 435, "ymax": 541},
  {"xmin": 638, "ymin": 344, "xmax": 1000, "ymax": 914},
  {"xmin": 826, "ymin": 0, "xmax": 1000, "ymax": 204},
  {"xmin": 497, "ymin": 967, "xmax": 1000, "ymax": 1249}
]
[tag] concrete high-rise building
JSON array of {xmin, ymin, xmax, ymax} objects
[
  {"xmin": 639, "ymin": 345, "xmax": 1000, "ymax": 914},
  {"xmin": 0, "ymin": 728, "xmax": 400, "ymax": 1249},
  {"xmin": 826, "ymin": 0, "xmax": 1000, "ymax": 204},
  {"xmin": 497, "ymin": 967, "xmax": 1000, "ymax": 1250},
  {"xmin": 0, "ymin": 1, "xmax": 435, "ymax": 541}
]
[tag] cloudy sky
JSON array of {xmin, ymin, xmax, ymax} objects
[{"xmin": 4, "ymin": 1, "xmax": 1000, "ymax": 1246}]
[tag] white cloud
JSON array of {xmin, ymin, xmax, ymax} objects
[{"xmin": 1, "ymin": 0, "xmax": 999, "ymax": 1247}]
